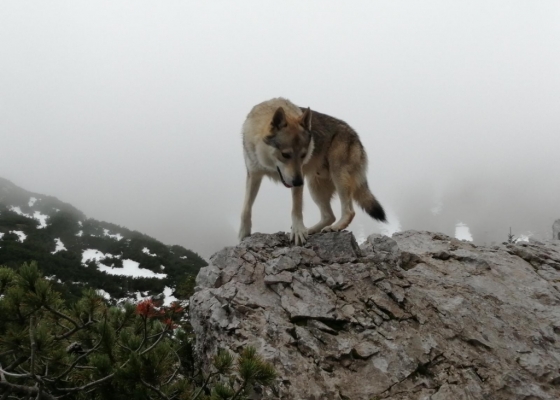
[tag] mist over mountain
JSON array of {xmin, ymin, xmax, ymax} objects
[
  {"xmin": 0, "ymin": 176, "xmax": 206, "ymax": 303},
  {"xmin": 391, "ymin": 166, "xmax": 560, "ymax": 246}
]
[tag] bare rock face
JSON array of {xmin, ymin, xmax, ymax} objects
[{"xmin": 190, "ymin": 230, "xmax": 560, "ymax": 399}]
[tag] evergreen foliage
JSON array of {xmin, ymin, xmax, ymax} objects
[{"xmin": 0, "ymin": 263, "xmax": 277, "ymax": 400}]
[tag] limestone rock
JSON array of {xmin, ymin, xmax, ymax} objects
[{"xmin": 190, "ymin": 230, "xmax": 560, "ymax": 399}]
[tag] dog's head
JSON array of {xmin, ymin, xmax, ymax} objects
[{"xmin": 264, "ymin": 106, "xmax": 313, "ymax": 188}]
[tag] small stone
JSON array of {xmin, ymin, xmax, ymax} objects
[
  {"xmin": 265, "ymin": 256, "xmax": 297, "ymax": 275},
  {"xmin": 371, "ymin": 235, "xmax": 400, "ymax": 253},
  {"xmin": 264, "ymin": 271, "xmax": 293, "ymax": 285},
  {"xmin": 352, "ymin": 342, "xmax": 380, "ymax": 359},
  {"xmin": 308, "ymin": 319, "xmax": 338, "ymax": 335},
  {"xmin": 306, "ymin": 231, "xmax": 361, "ymax": 263},
  {"xmin": 341, "ymin": 304, "xmax": 355, "ymax": 318}
]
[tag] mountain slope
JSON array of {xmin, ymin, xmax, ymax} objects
[{"xmin": 0, "ymin": 177, "xmax": 207, "ymax": 302}]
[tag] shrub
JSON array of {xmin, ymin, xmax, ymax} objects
[{"xmin": 0, "ymin": 262, "xmax": 276, "ymax": 400}]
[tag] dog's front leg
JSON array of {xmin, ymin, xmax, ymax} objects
[
  {"xmin": 239, "ymin": 171, "xmax": 263, "ymax": 241},
  {"xmin": 290, "ymin": 185, "xmax": 308, "ymax": 246}
]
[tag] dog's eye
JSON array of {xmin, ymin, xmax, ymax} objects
[
  {"xmin": 301, "ymin": 153, "xmax": 307, "ymax": 159},
  {"xmin": 281, "ymin": 152, "xmax": 292, "ymax": 159}
]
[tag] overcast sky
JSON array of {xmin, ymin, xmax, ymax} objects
[{"xmin": 1, "ymin": 1, "xmax": 559, "ymax": 256}]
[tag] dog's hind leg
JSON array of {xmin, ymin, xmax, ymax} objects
[
  {"xmin": 239, "ymin": 171, "xmax": 263, "ymax": 241},
  {"xmin": 322, "ymin": 172, "xmax": 356, "ymax": 232},
  {"xmin": 307, "ymin": 177, "xmax": 336, "ymax": 234}
]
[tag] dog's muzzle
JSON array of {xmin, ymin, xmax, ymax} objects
[{"xmin": 276, "ymin": 167, "xmax": 292, "ymax": 188}]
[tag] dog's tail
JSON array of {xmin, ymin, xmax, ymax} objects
[{"xmin": 354, "ymin": 181, "xmax": 387, "ymax": 222}]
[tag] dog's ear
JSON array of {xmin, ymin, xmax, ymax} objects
[
  {"xmin": 271, "ymin": 107, "xmax": 287, "ymax": 130},
  {"xmin": 300, "ymin": 107, "xmax": 312, "ymax": 131}
]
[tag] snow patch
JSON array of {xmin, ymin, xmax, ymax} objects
[
  {"xmin": 33, "ymin": 211, "xmax": 48, "ymax": 228},
  {"xmin": 354, "ymin": 224, "xmax": 368, "ymax": 245},
  {"xmin": 97, "ymin": 259, "xmax": 167, "ymax": 279},
  {"xmin": 162, "ymin": 286, "xmax": 178, "ymax": 306},
  {"xmin": 136, "ymin": 291, "xmax": 151, "ymax": 301},
  {"xmin": 52, "ymin": 238, "xmax": 67, "ymax": 254},
  {"xmin": 11, "ymin": 230, "xmax": 27, "ymax": 243},
  {"xmin": 97, "ymin": 289, "xmax": 111, "ymax": 300},
  {"xmin": 116, "ymin": 287, "xmax": 178, "ymax": 307},
  {"xmin": 115, "ymin": 292, "xmax": 146, "ymax": 305},
  {"xmin": 78, "ymin": 221, "xmax": 83, "ymax": 227},
  {"xmin": 28, "ymin": 197, "xmax": 37, "ymax": 207},
  {"xmin": 76, "ymin": 230, "xmax": 83, "ymax": 237},
  {"xmin": 82, "ymin": 250, "xmax": 163, "ymax": 278},
  {"xmin": 9, "ymin": 206, "xmax": 25, "ymax": 216},
  {"xmin": 44, "ymin": 276, "xmax": 62, "ymax": 283},
  {"xmin": 142, "ymin": 247, "xmax": 156, "ymax": 257},
  {"xmin": 515, "ymin": 231, "xmax": 534, "ymax": 243},
  {"xmin": 455, "ymin": 222, "xmax": 473, "ymax": 241},
  {"xmin": 82, "ymin": 249, "xmax": 118, "ymax": 264},
  {"xmin": 8, "ymin": 206, "xmax": 49, "ymax": 229},
  {"xmin": 103, "ymin": 229, "xmax": 123, "ymax": 241},
  {"xmin": 0, "ymin": 232, "xmax": 4, "ymax": 240}
]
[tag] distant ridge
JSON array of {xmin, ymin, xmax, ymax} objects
[{"xmin": 0, "ymin": 176, "xmax": 207, "ymax": 303}]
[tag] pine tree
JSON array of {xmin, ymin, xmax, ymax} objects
[{"xmin": 0, "ymin": 262, "xmax": 276, "ymax": 400}]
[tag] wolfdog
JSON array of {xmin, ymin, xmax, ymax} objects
[{"xmin": 239, "ymin": 98, "xmax": 386, "ymax": 245}]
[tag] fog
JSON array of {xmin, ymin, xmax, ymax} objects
[{"xmin": 1, "ymin": 1, "xmax": 559, "ymax": 256}]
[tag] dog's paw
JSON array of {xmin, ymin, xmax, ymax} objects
[
  {"xmin": 290, "ymin": 222, "xmax": 308, "ymax": 246},
  {"xmin": 238, "ymin": 225, "xmax": 251, "ymax": 242},
  {"xmin": 307, "ymin": 225, "xmax": 322, "ymax": 235},
  {"xmin": 321, "ymin": 225, "xmax": 341, "ymax": 233}
]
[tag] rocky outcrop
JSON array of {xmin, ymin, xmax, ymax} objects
[{"xmin": 190, "ymin": 230, "xmax": 560, "ymax": 399}]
